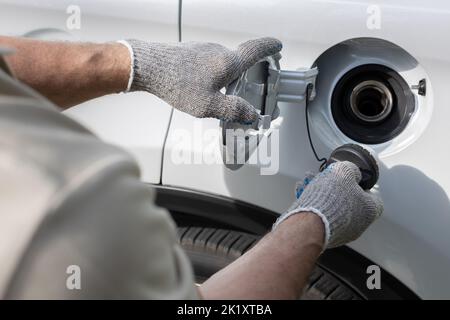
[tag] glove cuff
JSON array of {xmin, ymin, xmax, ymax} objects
[{"xmin": 116, "ymin": 40, "xmax": 135, "ymax": 93}]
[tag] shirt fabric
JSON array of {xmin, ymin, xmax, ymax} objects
[{"xmin": 0, "ymin": 52, "xmax": 198, "ymax": 299}]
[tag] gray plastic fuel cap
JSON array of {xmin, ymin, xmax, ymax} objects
[{"xmin": 325, "ymin": 144, "xmax": 379, "ymax": 190}]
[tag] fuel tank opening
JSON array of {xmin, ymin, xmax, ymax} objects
[
  {"xmin": 350, "ymin": 80, "xmax": 393, "ymax": 123},
  {"xmin": 331, "ymin": 64, "xmax": 415, "ymax": 144}
]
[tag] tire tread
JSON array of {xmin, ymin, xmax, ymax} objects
[{"xmin": 178, "ymin": 227, "xmax": 361, "ymax": 300}]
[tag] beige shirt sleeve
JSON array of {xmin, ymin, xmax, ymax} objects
[{"xmin": 0, "ymin": 57, "xmax": 198, "ymax": 299}]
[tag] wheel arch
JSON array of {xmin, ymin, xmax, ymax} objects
[{"xmin": 154, "ymin": 185, "xmax": 419, "ymax": 300}]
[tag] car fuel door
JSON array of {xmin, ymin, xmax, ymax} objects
[{"xmin": 221, "ymin": 54, "xmax": 318, "ymax": 169}]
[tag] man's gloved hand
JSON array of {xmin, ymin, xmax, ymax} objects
[
  {"xmin": 274, "ymin": 161, "xmax": 383, "ymax": 249},
  {"xmin": 119, "ymin": 38, "xmax": 282, "ymax": 123}
]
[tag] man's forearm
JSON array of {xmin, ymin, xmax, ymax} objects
[
  {"xmin": 199, "ymin": 213, "xmax": 324, "ymax": 299},
  {"xmin": 0, "ymin": 36, "xmax": 130, "ymax": 108}
]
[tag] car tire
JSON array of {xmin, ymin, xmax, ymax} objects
[{"xmin": 177, "ymin": 226, "xmax": 362, "ymax": 300}]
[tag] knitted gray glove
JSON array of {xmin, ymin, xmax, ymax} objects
[
  {"xmin": 120, "ymin": 38, "xmax": 282, "ymax": 123},
  {"xmin": 274, "ymin": 161, "xmax": 383, "ymax": 248}
]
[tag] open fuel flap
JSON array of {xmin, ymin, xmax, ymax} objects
[{"xmin": 221, "ymin": 54, "xmax": 318, "ymax": 169}]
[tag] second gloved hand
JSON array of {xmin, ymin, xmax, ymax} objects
[
  {"xmin": 274, "ymin": 161, "xmax": 383, "ymax": 249},
  {"xmin": 120, "ymin": 38, "xmax": 282, "ymax": 123}
]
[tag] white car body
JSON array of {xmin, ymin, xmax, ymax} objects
[{"xmin": 1, "ymin": 0, "xmax": 449, "ymax": 299}]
